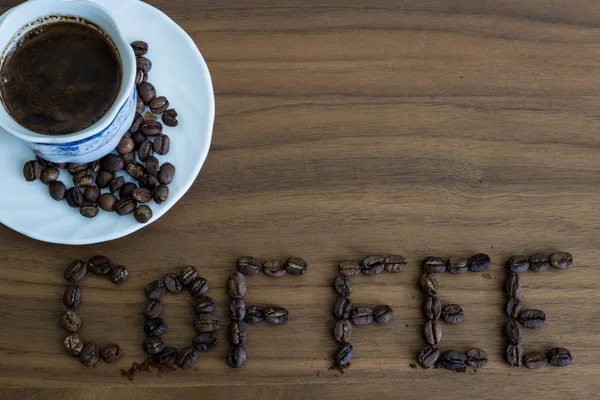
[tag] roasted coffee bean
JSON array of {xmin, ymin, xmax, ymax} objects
[
  {"xmin": 66, "ymin": 187, "xmax": 84, "ymax": 208},
  {"xmin": 180, "ymin": 266, "xmax": 199, "ymax": 285},
  {"xmin": 506, "ymin": 297, "xmax": 523, "ymax": 318},
  {"xmin": 549, "ymin": 252, "xmax": 573, "ymax": 270},
  {"xmin": 122, "ymin": 151, "xmax": 136, "ymax": 165},
  {"xmin": 422, "ymin": 256, "xmax": 446, "ymax": 273},
  {"xmin": 114, "ymin": 197, "xmax": 137, "ymax": 216},
  {"xmin": 424, "ymin": 296, "xmax": 442, "ymax": 320},
  {"xmin": 333, "ymin": 275, "xmax": 352, "ymax": 297},
  {"xmin": 67, "ymin": 163, "xmax": 88, "ymax": 175},
  {"xmin": 228, "ymin": 321, "xmax": 247, "ymax": 345},
  {"xmin": 144, "ymin": 317, "xmax": 167, "ymax": 337},
  {"xmin": 333, "ymin": 297, "xmax": 353, "ymax": 319},
  {"xmin": 373, "ymin": 305, "xmax": 393, "ymax": 324},
  {"xmin": 351, "ymin": 307, "xmax": 373, "ymax": 325},
  {"xmin": 334, "ymin": 343, "xmax": 353, "ymax": 367},
  {"xmin": 63, "ymin": 284, "xmax": 81, "ymax": 309},
  {"xmin": 264, "ymin": 306, "xmax": 289, "ymax": 324},
  {"xmin": 23, "ymin": 160, "xmax": 42, "ymax": 181},
  {"xmin": 64, "ymin": 333, "xmax": 84, "ymax": 356},
  {"xmin": 530, "ymin": 253, "xmax": 549, "ymax": 272},
  {"xmin": 49, "ymin": 181, "xmax": 67, "ymax": 201},
  {"xmin": 152, "ymin": 134, "xmax": 170, "ymax": 156},
  {"xmin": 263, "ymin": 260, "xmax": 286, "ymax": 277},
  {"xmin": 150, "ymin": 96, "xmax": 169, "ymax": 114},
  {"xmin": 505, "ymin": 272, "xmax": 521, "ymax": 297},
  {"xmin": 418, "ymin": 345, "xmax": 440, "ymax": 368},
  {"xmin": 158, "ymin": 346, "xmax": 177, "ymax": 363},
  {"xmin": 468, "ymin": 253, "xmax": 491, "ymax": 272},
  {"xmin": 334, "ymin": 319, "xmax": 352, "ymax": 343},
  {"xmin": 132, "ymin": 188, "xmax": 152, "ymax": 203},
  {"xmin": 88, "ymin": 160, "xmax": 101, "ymax": 174},
  {"xmin": 143, "ymin": 299, "xmax": 162, "ymax": 319},
  {"xmin": 189, "ymin": 277, "xmax": 209, "ymax": 297},
  {"xmin": 162, "ymin": 108, "xmax": 179, "ymax": 127},
  {"xmin": 245, "ymin": 306, "xmax": 264, "ymax": 324},
  {"xmin": 506, "ymin": 343, "xmax": 524, "ymax": 367},
  {"xmin": 524, "ymin": 351, "xmax": 548, "ymax": 369},
  {"xmin": 447, "ymin": 256, "xmax": 469, "ymax": 274},
  {"xmin": 98, "ymin": 193, "xmax": 117, "ymax": 212},
  {"xmin": 193, "ymin": 296, "xmax": 215, "ymax": 313},
  {"xmin": 101, "ymin": 344, "xmax": 122, "ymax": 363},
  {"xmin": 145, "ymin": 156, "xmax": 160, "ymax": 176},
  {"xmin": 73, "ymin": 170, "xmax": 94, "ymax": 188},
  {"xmin": 60, "ymin": 309, "xmax": 82, "ymax": 332},
  {"xmin": 138, "ymin": 82, "xmax": 156, "ymax": 104},
  {"xmin": 145, "ymin": 280, "xmax": 166, "ymax": 299},
  {"xmin": 466, "ymin": 348, "xmax": 488, "ymax": 368},
  {"xmin": 83, "ymin": 186, "xmax": 100, "ymax": 203},
  {"xmin": 80, "ymin": 342, "xmax": 100, "ymax": 367},
  {"xmin": 136, "ymin": 95, "xmax": 144, "ymax": 113},
  {"xmin": 227, "ymin": 345, "xmax": 247, "ymax": 368},
  {"xmin": 135, "ymin": 69, "xmax": 146, "ymax": 86},
  {"xmin": 438, "ymin": 350, "xmax": 467, "ymax": 370},
  {"xmin": 143, "ymin": 336, "xmax": 164, "ymax": 355},
  {"xmin": 505, "ymin": 320, "xmax": 524, "ymax": 344},
  {"xmin": 40, "ymin": 167, "xmax": 59, "ymax": 184},
  {"xmin": 95, "ymin": 170, "xmax": 114, "ymax": 188},
  {"xmin": 441, "ymin": 304, "xmax": 464, "ymax": 324},
  {"xmin": 137, "ymin": 56, "xmax": 152, "ymax": 73},
  {"xmin": 36, "ymin": 156, "xmax": 53, "ymax": 168},
  {"xmin": 158, "ymin": 162, "xmax": 175, "ymax": 185},
  {"xmin": 138, "ymin": 174, "xmax": 157, "ymax": 190},
  {"xmin": 285, "ymin": 257, "xmax": 307, "ymax": 276},
  {"xmin": 108, "ymin": 176, "xmax": 125, "ymax": 194},
  {"xmin": 339, "ymin": 260, "xmax": 360, "ymax": 277},
  {"xmin": 237, "ymin": 257, "xmax": 262, "ymax": 276},
  {"xmin": 163, "ymin": 273, "xmax": 183, "ymax": 293},
  {"xmin": 176, "ymin": 347, "xmax": 197, "ymax": 369},
  {"xmin": 508, "ymin": 255, "xmax": 529, "ymax": 273},
  {"xmin": 117, "ymin": 135, "xmax": 135, "ymax": 154},
  {"xmin": 131, "ymin": 40, "xmax": 148, "ymax": 56},
  {"xmin": 420, "ymin": 273, "xmax": 438, "ymax": 296},
  {"xmin": 108, "ymin": 265, "xmax": 128, "ymax": 284},
  {"xmin": 80, "ymin": 202, "xmax": 99, "ymax": 218},
  {"xmin": 193, "ymin": 313, "xmax": 219, "ymax": 333},
  {"xmin": 88, "ymin": 256, "xmax": 112, "ymax": 275},
  {"xmin": 101, "ymin": 154, "xmax": 124, "ymax": 173},
  {"xmin": 138, "ymin": 140, "xmax": 154, "ymax": 162},
  {"xmin": 141, "ymin": 120, "xmax": 162, "ymax": 136},
  {"xmin": 125, "ymin": 163, "xmax": 146, "ymax": 180},
  {"xmin": 384, "ymin": 255, "xmax": 407, "ymax": 272},
  {"xmin": 547, "ymin": 348, "xmax": 572, "ymax": 367},
  {"xmin": 229, "ymin": 299, "xmax": 246, "ymax": 321},
  {"xmin": 193, "ymin": 333, "xmax": 218, "ymax": 352},
  {"xmin": 361, "ymin": 255, "xmax": 385, "ymax": 276},
  {"xmin": 424, "ymin": 320, "xmax": 442, "ymax": 345},
  {"xmin": 131, "ymin": 130, "xmax": 147, "ymax": 149},
  {"xmin": 120, "ymin": 182, "xmax": 137, "ymax": 198},
  {"xmin": 64, "ymin": 260, "xmax": 87, "ymax": 283},
  {"xmin": 519, "ymin": 309, "xmax": 546, "ymax": 329}
]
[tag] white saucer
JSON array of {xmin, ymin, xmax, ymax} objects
[{"xmin": 0, "ymin": 0, "xmax": 214, "ymax": 245}]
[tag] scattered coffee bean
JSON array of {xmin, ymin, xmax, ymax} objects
[
  {"xmin": 333, "ymin": 297, "xmax": 353, "ymax": 319},
  {"xmin": 131, "ymin": 130, "xmax": 147, "ymax": 149},
  {"xmin": 441, "ymin": 304, "xmax": 464, "ymax": 324},
  {"xmin": 101, "ymin": 154, "xmax": 124, "ymax": 173},
  {"xmin": 164, "ymin": 273, "xmax": 183, "ymax": 293},
  {"xmin": 66, "ymin": 187, "xmax": 84, "ymax": 208},
  {"xmin": 263, "ymin": 260, "xmax": 286, "ymax": 277},
  {"xmin": 95, "ymin": 170, "xmax": 114, "ymax": 188},
  {"xmin": 36, "ymin": 156, "xmax": 53, "ymax": 168},
  {"xmin": 529, "ymin": 253, "xmax": 549, "ymax": 272},
  {"xmin": 150, "ymin": 96, "xmax": 169, "ymax": 114},
  {"xmin": 108, "ymin": 265, "xmax": 129, "ymax": 284},
  {"xmin": 80, "ymin": 342, "xmax": 100, "ymax": 367},
  {"xmin": 333, "ymin": 275, "xmax": 352, "ymax": 297},
  {"xmin": 73, "ymin": 170, "xmax": 94, "ymax": 187},
  {"xmin": 157, "ymin": 162, "xmax": 175, "ymax": 184},
  {"xmin": 162, "ymin": 109, "xmax": 179, "ymax": 127},
  {"xmin": 229, "ymin": 299, "xmax": 246, "ymax": 321},
  {"xmin": 373, "ymin": 305, "xmax": 393, "ymax": 324},
  {"xmin": 120, "ymin": 182, "xmax": 137, "ymax": 198},
  {"xmin": 245, "ymin": 306, "xmax": 264, "ymax": 324},
  {"xmin": 549, "ymin": 252, "xmax": 573, "ymax": 270},
  {"xmin": 138, "ymin": 82, "xmax": 156, "ymax": 104},
  {"xmin": 145, "ymin": 280, "xmax": 166, "ymax": 299},
  {"xmin": 40, "ymin": 167, "xmax": 59, "ymax": 184},
  {"xmin": 506, "ymin": 343, "xmax": 524, "ymax": 367},
  {"xmin": 519, "ymin": 309, "xmax": 546, "ymax": 329},
  {"xmin": 98, "ymin": 193, "xmax": 117, "ymax": 212},
  {"xmin": 122, "ymin": 151, "xmax": 136, "ymax": 165},
  {"xmin": 108, "ymin": 176, "xmax": 125, "ymax": 194},
  {"xmin": 64, "ymin": 260, "xmax": 87, "ymax": 283},
  {"xmin": 136, "ymin": 95, "xmax": 144, "ymax": 113},
  {"xmin": 132, "ymin": 188, "xmax": 152, "ymax": 203},
  {"xmin": 334, "ymin": 319, "xmax": 352, "ymax": 343},
  {"xmin": 418, "ymin": 345, "xmax": 440, "ymax": 368},
  {"xmin": 285, "ymin": 257, "xmax": 307, "ymax": 276},
  {"xmin": 193, "ymin": 333, "xmax": 218, "ymax": 352},
  {"xmin": 143, "ymin": 336, "xmax": 164, "ymax": 355},
  {"xmin": 176, "ymin": 347, "xmax": 197, "ymax": 369},
  {"xmin": 189, "ymin": 277, "xmax": 209, "ymax": 297},
  {"xmin": 547, "ymin": 347, "xmax": 572, "ymax": 367},
  {"xmin": 420, "ymin": 273, "xmax": 438, "ymax": 296},
  {"xmin": 139, "ymin": 174, "xmax": 157, "ymax": 190},
  {"xmin": 138, "ymin": 140, "xmax": 154, "ymax": 161},
  {"xmin": 505, "ymin": 320, "xmax": 524, "ymax": 344},
  {"xmin": 505, "ymin": 272, "xmax": 521, "ymax": 297},
  {"xmin": 63, "ymin": 284, "xmax": 81, "ymax": 309},
  {"xmin": 424, "ymin": 320, "xmax": 442, "ymax": 345},
  {"xmin": 523, "ymin": 351, "xmax": 548, "ymax": 369},
  {"xmin": 264, "ymin": 306, "xmax": 289, "ymax": 324},
  {"xmin": 438, "ymin": 350, "xmax": 466, "ymax": 370},
  {"xmin": 88, "ymin": 255, "xmax": 112, "ymax": 275},
  {"xmin": 153, "ymin": 134, "xmax": 170, "ymax": 155},
  {"xmin": 334, "ymin": 343, "xmax": 353, "ymax": 366},
  {"xmin": 23, "ymin": 160, "xmax": 42, "ymax": 181},
  {"xmin": 88, "ymin": 160, "xmax": 101, "ymax": 174},
  {"xmin": 60, "ymin": 309, "xmax": 82, "ymax": 332},
  {"xmin": 466, "ymin": 348, "xmax": 488, "ymax": 368},
  {"xmin": 424, "ymin": 296, "xmax": 441, "ymax": 320},
  {"xmin": 129, "ymin": 114, "xmax": 144, "ymax": 134},
  {"xmin": 114, "ymin": 197, "xmax": 137, "ymax": 216},
  {"xmin": 508, "ymin": 255, "xmax": 529, "ymax": 273},
  {"xmin": 125, "ymin": 163, "xmax": 146, "ymax": 180},
  {"xmin": 339, "ymin": 260, "xmax": 360, "ymax": 277},
  {"xmin": 193, "ymin": 296, "xmax": 215, "ymax": 313},
  {"xmin": 137, "ymin": 57, "xmax": 152, "ymax": 73},
  {"xmin": 351, "ymin": 306, "xmax": 373, "ymax": 325},
  {"xmin": 143, "ymin": 299, "xmax": 162, "ymax": 319},
  {"xmin": 468, "ymin": 253, "xmax": 491, "ymax": 272},
  {"xmin": 49, "ymin": 181, "xmax": 67, "ymax": 201},
  {"xmin": 144, "ymin": 317, "xmax": 167, "ymax": 337},
  {"xmin": 135, "ymin": 69, "xmax": 146, "ymax": 86},
  {"xmin": 158, "ymin": 346, "xmax": 177, "ymax": 363},
  {"xmin": 80, "ymin": 202, "xmax": 99, "ymax": 218},
  {"xmin": 68, "ymin": 163, "xmax": 88, "ymax": 175},
  {"xmin": 422, "ymin": 256, "xmax": 446, "ymax": 273},
  {"xmin": 227, "ymin": 345, "xmax": 247, "ymax": 368},
  {"xmin": 384, "ymin": 255, "xmax": 407, "ymax": 272},
  {"xmin": 228, "ymin": 321, "xmax": 247, "ymax": 345},
  {"xmin": 131, "ymin": 40, "xmax": 148, "ymax": 56},
  {"xmin": 447, "ymin": 256, "xmax": 468, "ymax": 274},
  {"xmin": 83, "ymin": 186, "xmax": 100, "ymax": 203},
  {"xmin": 144, "ymin": 156, "xmax": 159, "ymax": 176},
  {"xmin": 141, "ymin": 120, "xmax": 162, "ymax": 137},
  {"xmin": 361, "ymin": 255, "xmax": 385, "ymax": 276},
  {"xmin": 193, "ymin": 313, "xmax": 219, "ymax": 333},
  {"xmin": 101, "ymin": 344, "xmax": 122, "ymax": 363},
  {"xmin": 63, "ymin": 333, "xmax": 84, "ymax": 356},
  {"xmin": 180, "ymin": 266, "xmax": 199, "ymax": 285},
  {"xmin": 506, "ymin": 297, "xmax": 523, "ymax": 318},
  {"xmin": 237, "ymin": 257, "xmax": 262, "ymax": 276}
]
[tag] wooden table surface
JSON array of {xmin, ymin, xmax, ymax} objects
[{"xmin": 1, "ymin": 0, "xmax": 600, "ymax": 398}]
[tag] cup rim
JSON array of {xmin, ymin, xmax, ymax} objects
[{"xmin": 0, "ymin": 0, "xmax": 136, "ymax": 144}]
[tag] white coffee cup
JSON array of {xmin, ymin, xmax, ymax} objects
[{"xmin": 0, "ymin": 0, "xmax": 136, "ymax": 163}]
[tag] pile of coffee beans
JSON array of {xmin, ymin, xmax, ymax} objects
[
  {"xmin": 417, "ymin": 254, "xmax": 489, "ymax": 370},
  {"xmin": 61, "ymin": 256, "xmax": 128, "ymax": 366},
  {"xmin": 142, "ymin": 266, "xmax": 219, "ymax": 370},
  {"xmin": 504, "ymin": 252, "xmax": 573, "ymax": 368},
  {"xmin": 333, "ymin": 255, "xmax": 402, "ymax": 368},
  {"xmin": 228, "ymin": 257, "xmax": 306, "ymax": 368},
  {"xmin": 23, "ymin": 40, "xmax": 177, "ymax": 224}
]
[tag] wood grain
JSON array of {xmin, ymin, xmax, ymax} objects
[{"xmin": 1, "ymin": 0, "xmax": 600, "ymax": 398}]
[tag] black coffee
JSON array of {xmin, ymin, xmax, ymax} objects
[{"xmin": 0, "ymin": 21, "xmax": 121, "ymax": 135}]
